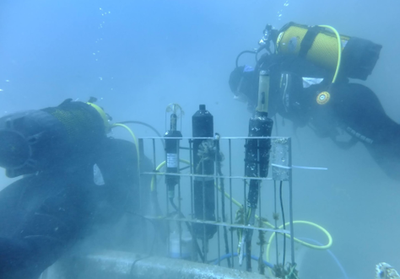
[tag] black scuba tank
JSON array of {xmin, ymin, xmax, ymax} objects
[{"xmin": 192, "ymin": 104, "xmax": 217, "ymax": 240}]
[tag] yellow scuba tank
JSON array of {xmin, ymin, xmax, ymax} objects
[{"xmin": 275, "ymin": 22, "xmax": 382, "ymax": 81}]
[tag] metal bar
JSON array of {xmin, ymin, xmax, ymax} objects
[
  {"xmin": 189, "ymin": 140, "xmax": 194, "ymax": 224},
  {"xmin": 143, "ymin": 171, "xmax": 272, "ymax": 182},
  {"xmin": 229, "ymin": 139, "xmax": 234, "ymax": 268},
  {"xmin": 188, "ymin": 139, "xmax": 197, "ymax": 260},
  {"xmin": 155, "ymin": 217, "xmax": 290, "ymax": 234},
  {"xmin": 202, "ymin": 156, "xmax": 207, "ymax": 262},
  {"xmin": 288, "ymin": 137, "xmax": 295, "ymax": 265},
  {"xmin": 139, "ymin": 136, "xmax": 288, "ymax": 140},
  {"xmin": 214, "ymin": 142, "xmax": 220, "ymax": 266},
  {"xmin": 138, "ymin": 139, "xmax": 146, "ymax": 252},
  {"xmin": 164, "ymin": 139, "xmax": 171, "ymax": 257},
  {"xmin": 178, "ymin": 157, "xmax": 182, "ymax": 258},
  {"xmin": 152, "ymin": 138, "xmax": 157, "ymax": 192},
  {"xmin": 274, "ymin": 180, "xmax": 279, "ymax": 264},
  {"xmin": 241, "ymin": 177, "xmax": 247, "ymax": 268},
  {"xmin": 258, "ymin": 181, "xmax": 264, "ymax": 275}
]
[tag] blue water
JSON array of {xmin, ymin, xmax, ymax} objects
[{"xmin": 1, "ymin": 1, "xmax": 400, "ymax": 279}]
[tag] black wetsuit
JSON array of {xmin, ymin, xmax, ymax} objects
[
  {"xmin": 255, "ymin": 54, "xmax": 400, "ymax": 180},
  {"xmin": 0, "ymin": 138, "xmax": 149, "ymax": 279}
]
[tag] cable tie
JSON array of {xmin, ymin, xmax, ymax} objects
[{"xmin": 271, "ymin": 164, "xmax": 328, "ymax": 171}]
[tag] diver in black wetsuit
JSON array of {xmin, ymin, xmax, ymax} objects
[
  {"xmin": 0, "ymin": 99, "xmax": 151, "ymax": 279},
  {"xmin": 229, "ymin": 22, "xmax": 400, "ymax": 180}
]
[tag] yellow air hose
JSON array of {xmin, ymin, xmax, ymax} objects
[
  {"xmin": 318, "ymin": 25, "xmax": 342, "ymax": 84},
  {"xmin": 150, "ymin": 159, "xmax": 191, "ymax": 192},
  {"xmin": 111, "ymin": 123, "xmax": 140, "ymax": 178},
  {"xmin": 266, "ymin": 220, "xmax": 333, "ymax": 265},
  {"xmin": 112, "ymin": 123, "xmax": 139, "ymax": 158}
]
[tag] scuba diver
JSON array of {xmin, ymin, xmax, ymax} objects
[
  {"xmin": 229, "ymin": 22, "xmax": 400, "ymax": 181},
  {"xmin": 0, "ymin": 99, "xmax": 151, "ymax": 279}
]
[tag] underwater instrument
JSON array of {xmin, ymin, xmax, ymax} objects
[
  {"xmin": 243, "ymin": 70, "xmax": 274, "ymax": 271},
  {"xmin": 0, "ymin": 99, "xmax": 109, "ymax": 177},
  {"xmin": 164, "ymin": 104, "xmax": 183, "ymax": 201},
  {"xmin": 192, "ymin": 104, "xmax": 217, "ymax": 242}
]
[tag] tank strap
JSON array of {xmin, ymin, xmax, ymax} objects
[{"xmin": 299, "ymin": 26, "xmax": 322, "ymax": 58}]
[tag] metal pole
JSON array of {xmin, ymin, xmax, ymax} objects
[
  {"xmin": 287, "ymin": 138, "xmax": 295, "ymax": 265},
  {"xmin": 229, "ymin": 139, "xmax": 234, "ymax": 268}
]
